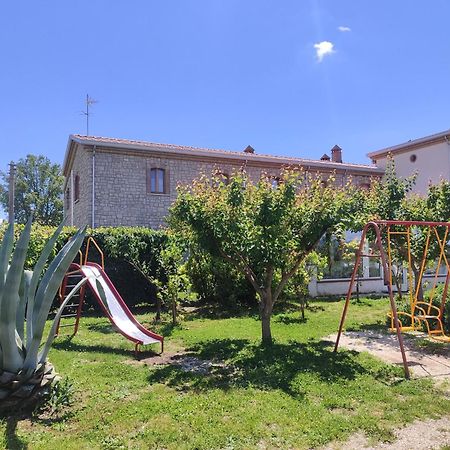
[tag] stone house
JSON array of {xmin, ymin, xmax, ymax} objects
[
  {"xmin": 62, "ymin": 135, "xmax": 383, "ymax": 228},
  {"xmin": 368, "ymin": 128, "xmax": 450, "ymax": 195}
]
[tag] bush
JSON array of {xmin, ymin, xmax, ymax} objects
[
  {"xmin": 0, "ymin": 223, "xmax": 259, "ymax": 310},
  {"xmin": 0, "ymin": 224, "xmax": 168, "ymax": 309},
  {"xmin": 424, "ymin": 283, "xmax": 450, "ymax": 333},
  {"xmin": 186, "ymin": 250, "xmax": 256, "ymax": 307}
]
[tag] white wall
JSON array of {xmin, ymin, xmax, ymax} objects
[{"xmin": 374, "ymin": 141, "xmax": 450, "ymax": 195}]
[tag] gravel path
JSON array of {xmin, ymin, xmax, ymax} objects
[
  {"xmin": 324, "ymin": 331, "xmax": 450, "ymax": 449},
  {"xmin": 323, "ymin": 416, "xmax": 450, "ymax": 449},
  {"xmin": 328, "ymin": 330, "xmax": 450, "ymax": 378}
]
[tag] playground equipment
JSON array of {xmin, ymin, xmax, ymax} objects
[
  {"xmin": 335, "ymin": 220, "xmax": 450, "ymax": 379},
  {"xmin": 56, "ymin": 237, "xmax": 164, "ymax": 354}
]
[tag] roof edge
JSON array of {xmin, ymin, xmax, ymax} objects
[
  {"xmin": 66, "ymin": 135, "xmax": 382, "ymax": 173},
  {"xmin": 367, "ymin": 129, "xmax": 450, "ymax": 159}
]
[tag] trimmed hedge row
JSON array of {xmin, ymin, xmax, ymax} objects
[
  {"xmin": 0, "ymin": 224, "xmax": 167, "ymax": 309},
  {"xmin": 0, "ymin": 223, "xmax": 253, "ymax": 309}
]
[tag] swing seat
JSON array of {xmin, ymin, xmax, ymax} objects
[
  {"xmin": 387, "ymin": 311, "xmax": 420, "ymax": 332},
  {"xmin": 413, "ymin": 302, "xmax": 450, "ymax": 341}
]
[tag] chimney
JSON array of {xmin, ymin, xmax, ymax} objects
[
  {"xmin": 320, "ymin": 153, "xmax": 331, "ymax": 161},
  {"xmin": 244, "ymin": 145, "xmax": 255, "ymax": 154},
  {"xmin": 331, "ymin": 145, "xmax": 342, "ymax": 163}
]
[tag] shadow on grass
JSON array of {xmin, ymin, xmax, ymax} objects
[
  {"xmin": 275, "ymin": 315, "xmax": 308, "ymax": 325},
  {"xmin": 52, "ymin": 339, "xmax": 134, "ymax": 357},
  {"xmin": 2, "ymin": 417, "xmax": 27, "ymax": 450},
  {"xmin": 184, "ymin": 304, "xmax": 260, "ymax": 321},
  {"xmin": 347, "ymin": 322, "xmax": 386, "ymax": 332},
  {"xmin": 85, "ymin": 322, "xmax": 115, "ymax": 334},
  {"xmin": 147, "ymin": 338, "xmax": 392, "ymax": 398}
]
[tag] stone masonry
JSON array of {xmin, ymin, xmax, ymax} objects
[{"xmin": 63, "ymin": 135, "xmax": 383, "ymax": 229}]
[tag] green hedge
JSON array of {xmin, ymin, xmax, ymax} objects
[
  {"xmin": 0, "ymin": 223, "xmax": 256, "ymax": 310},
  {"xmin": 187, "ymin": 250, "xmax": 257, "ymax": 307},
  {"xmin": 0, "ymin": 224, "xmax": 167, "ymax": 309}
]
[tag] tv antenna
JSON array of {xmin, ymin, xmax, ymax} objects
[{"xmin": 82, "ymin": 94, "xmax": 98, "ymax": 136}]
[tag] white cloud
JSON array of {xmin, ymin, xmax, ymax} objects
[
  {"xmin": 314, "ymin": 41, "xmax": 335, "ymax": 62},
  {"xmin": 338, "ymin": 26, "xmax": 351, "ymax": 32}
]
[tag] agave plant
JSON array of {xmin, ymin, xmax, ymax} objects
[{"xmin": 0, "ymin": 219, "xmax": 87, "ymax": 408}]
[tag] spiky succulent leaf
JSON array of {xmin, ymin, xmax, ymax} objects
[
  {"xmin": 0, "ymin": 219, "xmax": 32, "ymax": 372},
  {"xmin": 38, "ymin": 276, "xmax": 90, "ymax": 365},
  {"xmin": 16, "ymin": 270, "xmax": 32, "ymax": 343},
  {"xmin": 0, "ymin": 223, "xmax": 14, "ymax": 291},
  {"xmin": 26, "ymin": 222, "xmax": 65, "ymax": 346},
  {"xmin": 0, "ymin": 223, "xmax": 14, "ymax": 366},
  {"xmin": 23, "ymin": 227, "xmax": 86, "ymax": 371}
]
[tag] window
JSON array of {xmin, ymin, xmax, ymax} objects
[
  {"xmin": 65, "ymin": 187, "xmax": 70, "ymax": 210},
  {"xmin": 74, "ymin": 174, "xmax": 80, "ymax": 202},
  {"xmin": 148, "ymin": 168, "xmax": 166, "ymax": 194}
]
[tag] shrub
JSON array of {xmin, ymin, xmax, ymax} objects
[
  {"xmin": 0, "ymin": 224, "xmax": 168, "ymax": 309},
  {"xmin": 186, "ymin": 250, "xmax": 256, "ymax": 307}
]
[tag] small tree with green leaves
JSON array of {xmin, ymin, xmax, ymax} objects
[
  {"xmin": 153, "ymin": 235, "xmax": 195, "ymax": 325},
  {"xmin": 0, "ymin": 155, "xmax": 64, "ymax": 225},
  {"xmin": 170, "ymin": 169, "xmax": 365, "ymax": 345}
]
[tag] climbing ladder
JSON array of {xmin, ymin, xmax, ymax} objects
[{"xmin": 56, "ymin": 238, "xmax": 104, "ymax": 336}]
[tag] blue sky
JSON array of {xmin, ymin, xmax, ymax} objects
[{"xmin": 1, "ymin": 0, "xmax": 449, "ymax": 174}]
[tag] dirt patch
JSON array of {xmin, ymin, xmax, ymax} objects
[
  {"xmin": 327, "ymin": 330, "xmax": 450, "ymax": 379},
  {"xmin": 322, "ymin": 416, "xmax": 450, "ymax": 449},
  {"xmin": 140, "ymin": 350, "xmax": 227, "ymax": 374}
]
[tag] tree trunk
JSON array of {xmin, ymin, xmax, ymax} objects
[
  {"xmin": 299, "ymin": 295, "xmax": 306, "ymax": 321},
  {"xmin": 260, "ymin": 291, "xmax": 274, "ymax": 346},
  {"xmin": 155, "ymin": 289, "xmax": 162, "ymax": 322},
  {"xmin": 412, "ymin": 264, "xmax": 424, "ymax": 301},
  {"xmin": 171, "ymin": 294, "xmax": 177, "ymax": 326},
  {"xmin": 394, "ymin": 267, "xmax": 403, "ymax": 300}
]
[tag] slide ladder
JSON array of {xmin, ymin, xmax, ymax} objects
[{"xmin": 56, "ymin": 251, "xmax": 86, "ymax": 336}]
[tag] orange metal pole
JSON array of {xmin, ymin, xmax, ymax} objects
[
  {"xmin": 334, "ymin": 223, "xmax": 368, "ymax": 352},
  {"xmin": 334, "ymin": 221, "xmax": 410, "ymax": 379}
]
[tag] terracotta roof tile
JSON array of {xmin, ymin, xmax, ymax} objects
[{"xmin": 68, "ymin": 134, "xmax": 382, "ymax": 172}]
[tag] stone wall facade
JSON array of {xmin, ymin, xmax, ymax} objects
[
  {"xmin": 64, "ymin": 146, "xmax": 92, "ymax": 227},
  {"xmin": 63, "ymin": 138, "xmax": 379, "ymax": 229}
]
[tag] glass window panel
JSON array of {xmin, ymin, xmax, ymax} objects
[
  {"xmin": 150, "ymin": 169, "xmax": 156, "ymax": 192},
  {"xmin": 157, "ymin": 169, "xmax": 165, "ymax": 193}
]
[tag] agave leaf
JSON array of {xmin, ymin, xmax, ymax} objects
[
  {"xmin": 37, "ymin": 276, "xmax": 90, "ymax": 366},
  {"xmin": 0, "ymin": 223, "xmax": 15, "ymax": 308},
  {"xmin": 17, "ymin": 270, "xmax": 32, "ymax": 343},
  {"xmin": 0, "ymin": 219, "xmax": 32, "ymax": 372},
  {"xmin": 23, "ymin": 228, "xmax": 86, "ymax": 371},
  {"xmin": 26, "ymin": 222, "xmax": 64, "ymax": 346},
  {"xmin": 0, "ymin": 224, "xmax": 14, "ymax": 367}
]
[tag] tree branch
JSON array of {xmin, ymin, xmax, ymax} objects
[{"xmin": 218, "ymin": 248, "xmax": 263, "ymax": 297}]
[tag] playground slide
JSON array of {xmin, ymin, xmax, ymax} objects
[{"xmin": 80, "ymin": 262, "xmax": 163, "ymax": 352}]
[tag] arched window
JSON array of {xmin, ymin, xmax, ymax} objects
[{"xmin": 148, "ymin": 168, "xmax": 167, "ymax": 193}]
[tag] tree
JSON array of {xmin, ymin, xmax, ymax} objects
[
  {"xmin": 170, "ymin": 169, "xmax": 365, "ymax": 345},
  {"xmin": 0, "ymin": 155, "xmax": 64, "ymax": 225},
  {"xmin": 153, "ymin": 234, "xmax": 195, "ymax": 326}
]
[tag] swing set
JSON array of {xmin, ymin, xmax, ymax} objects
[{"xmin": 335, "ymin": 220, "xmax": 450, "ymax": 379}]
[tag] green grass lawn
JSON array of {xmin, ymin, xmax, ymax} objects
[{"xmin": 2, "ymin": 297, "xmax": 450, "ymax": 449}]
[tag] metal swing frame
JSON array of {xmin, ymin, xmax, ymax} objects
[{"xmin": 334, "ymin": 220, "xmax": 450, "ymax": 379}]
